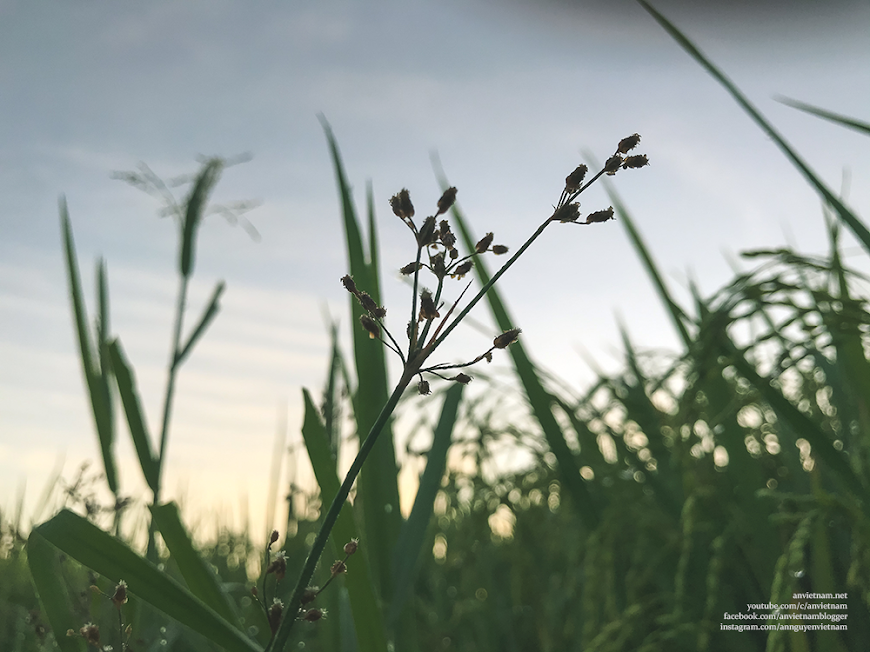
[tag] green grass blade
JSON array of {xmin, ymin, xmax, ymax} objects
[
  {"xmin": 775, "ymin": 95, "xmax": 870, "ymax": 136},
  {"xmin": 150, "ymin": 502, "xmax": 241, "ymax": 628},
  {"xmin": 603, "ymin": 180, "xmax": 692, "ymax": 349},
  {"xmin": 33, "ymin": 509, "xmax": 261, "ymax": 652},
  {"xmin": 726, "ymin": 346, "xmax": 869, "ymax": 505},
  {"xmin": 60, "ymin": 199, "xmax": 118, "ymax": 494},
  {"xmin": 637, "ymin": 0, "xmax": 870, "ymax": 256},
  {"xmin": 300, "ymin": 388, "xmax": 390, "ymax": 652},
  {"xmin": 108, "ymin": 338, "xmax": 159, "ymax": 492},
  {"xmin": 389, "ymin": 383, "xmax": 463, "ymax": 626},
  {"xmin": 176, "ymin": 280, "xmax": 226, "ymax": 366},
  {"xmin": 445, "ymin": 192, "xmax": 601, "ymax": 528},
  {"xmin": 180, "ymin": 159, "xmax": 224, "ymax": 278},
  {"xmin": 320, "ymin": 117, "xmax": 403, "ymax": 603},
  {"xmin": 26, "ymin": 531, "xmax": 88, "ymax": 652}
]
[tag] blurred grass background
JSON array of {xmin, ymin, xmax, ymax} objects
[{"xmin": 3, "ymin": 5, "xmax": 870, "ymax": 652}]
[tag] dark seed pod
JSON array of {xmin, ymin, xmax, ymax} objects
[
  {"xmin": 622, "ymin": 154, "xmax": 649, "ymax": 169},
  {"xmin": 603, "ymin": 155, "xmax": 623, "ymax": 175},
  {"xmin": 360, "ymin": 314, "xmax": 380, "ymax": 339},
  {"xmin": 390, "ymin": 189, "xmax": 414, "ymax": 219},
  {"xmin": 585, "ymin": 207, "xmax": 614, "ymax": 224},
  {"xmin": 492, "ymin": 244, "xmax": 508, "ymax": 255},
  {"xmin": 475, "ymin": 232, "xmax": 494, "ymax": 253},
  {"xmin": 617, "ymin": 133, "xmax": 641, "ymax": 154},
  {"xmin": 437, "ymin": 187, "xmax": 457, "ymax": 214},
  {"xmin": 493, "ymin": 328, "xmax": 521, "ymax": 349},
  {"xmin": 565, "ymin": 164, "xmax": 588, "ymax": 191}
]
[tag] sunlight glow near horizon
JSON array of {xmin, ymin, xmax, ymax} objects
[{"xmin": 1, "ymin": 1, "xmax": 868, "ymax": 541}]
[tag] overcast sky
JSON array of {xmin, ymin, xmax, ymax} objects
[{"xmin": 1, "ymin": 0, "xmax": 868, "ymax": 537}]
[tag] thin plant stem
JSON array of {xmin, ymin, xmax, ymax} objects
[
  {"xmin": 267, "ymin": 364, "xmax": 418, "ymax": 651},
  {"xmin": 155, "ymin": 273, "xmax": 189, "ymax": 501}
]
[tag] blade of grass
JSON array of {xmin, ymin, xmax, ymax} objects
[
  {"xmin": 150, "ymin": 502, "xmax": 241, "ymax": 628},
  {"xmin": 389, "ymin": 383, "xmax": 463, "ymax": 627},
  {"xmin": 109, "ymin": 338, "xmax": 159, "ymax": 493},
  {"xmin": 320, "ymin": 117, "xmax": 403, "ymax": 604},
  {"xmin": 60, "ymin": 200, "xmax": 117, "ymax": 494},
  {"xmin": 33, "ymin": 509, "xmax": 261, "ymax": 652},
  {"xmin": 26, "ymin": 532, "xmax": 87, "ymax": 652},
  {"xmin": 637, "ymin": 0, "xmax": 870, "ymax": 256},
  {"xmin": 180, "ymin": 159, "xmax": 223, "ymax": 278},
  {"xmin": 300, "ymin": 388, "xmax": 390, "ymax": 652},
  {"xmin": 775, "ymin": 96, "xmax": 870, "ymax": 136},
  {"xmin": 175, "ymin": 280, "xmax": 225, "ymax": 366}
]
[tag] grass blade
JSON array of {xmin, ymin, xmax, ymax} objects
[
  {"xmin": 150, "ymin": 501, "xmax": 241, "ymax": 628},
  {"xmin": 33, "ymin": 509, "xmax": 261, "ymax": 652},
  {"xmin": 603, "ymin": 180, "xmax": 691, "ymax": 349},
  {"xmin": 300, "ymin": 388, "xmax": 390, "ymax": 652},
  {"xmin": 60, "ymin": 199, "xmax": 118, "ymax": 494},
  {"xmin": 320, "ymin": 117, "xmax": 403, "ymax": 603},
  {"xmin": 176, "ymin": 280, "xmax": 226, "ymax": 366},
  {"xmin": 26, "ymin": 531, "xmax": 87, "ymax": 652},
  {"xmin": 637, "ymin": 0, "xmax": 870, "ymax": 256},
  {"xmin": 109, "ymin": 338, "xmax": 159, "ymax": 493},
  {"xmin": 180, "ymin": 159, "xmax": 223, "ymax": 278},
  {"xmin": 775, "ymin": 95, "xmax": 870, "ymax": 136},
  {"xmin": 389, "ymin": 383, "xmax": 463, "ymax": 626}
]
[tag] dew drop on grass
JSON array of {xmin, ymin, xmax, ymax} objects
[
  {"xmin": 384, "ymin": 503, "xmax": 393, "ymax": 514},
  {"xmin": 792, "ymin": 569, "xmax": 805, "ymax": 578}
]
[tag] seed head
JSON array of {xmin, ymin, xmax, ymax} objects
[
  {"xmin": 390, "ymin": 189, "xmax": 414, "ymax": 220},
  {"xmin": 301, "ymin": 587, "xmax": 319, "ymax": 605},
  {"xmin": 492, "ymin": 244, "xmax": 508, "ymax": 255},
  {"xmin": 268, "ymin": 599, "xmax": 284, "ymax": 633},
  {"xmin": 360, "ymin": 314, "xmax": 380, "ymax": 339},
  {"xmin": 80, "ymin": 624, "xmax": 100, "ymax": 647},
  {"xmin": 585, "ymin": 207, "xmax": 614, "ymax": 224},
  {"xmin": 418, "ymin": 216, "xmax": 437, "ymax": 246},
  {"xmin": 604, "ymin": 155, "xmax": 623, "ymax": 175},
  {"xmin": 269, "ymin": 530, "xmax": 280, "ymax": 545},
  {"xmin": 553, "ymin": 203, "xmax": 580, "ymax": 223},
  {"xmin": 451, "ymin": 260, "xmax": 473, "ymax": 279},
  {"xmin": 617, "ymin": 133, "xmax": 641, "ymax": 154},
  {"xmin": 341, "ymin": 275, "xmax": 358, "ymax": 295},
  {"xmin": 266, "ymin": 551, "xmax": 287, "ymax": 581},
  {"xmin": 303, "ymin": 608, "xmax": 326, "ymax": 622},
  {"xmin": 565, "ymin": 164, "xmax": 588, "ymax": 191},
  {"xmin": 493, "ymin": 328, "xmax": 521, "ymax": 349},
  {"xmin": 437, "ymin": 187, "xmax": 458, "ymax": 215},
  {"xmin": 111, "ymin": 580, "xmax": 128, "ymax": 608},
  {"xmin": 453, "ymin": 373, "xmax": 472, "ymax": 385},
  {"xmin": 400, "ymin": 262, "xmax": 422, "ymax": 275},
  {"xmin": 344, "ymin": 538, "xmax": 359, "ymax": 555},
  {"xmin": 418, "ymin": 379, "xmax": 431, "ymax": 395},
  {"xmin": 475, "ymin": 232, "xmax": 494, "ymax": 253},
  {"xmin": 449, "ymin": 248, "xmax": 459, "ymax": 259},
  {"xmin": 331, "ymin": 560, "xmax": 347, "ymax": 576},
  {"xmin": 419, "ymin": 290, "xmax": 440, "ymax": 321},
  {"xmin": 622, "ymin": 154, "xmax": 649, "ymax": 169},
  {"xmin": 432, "ymin": 253, "xmax": 447, "ymax": 279}
]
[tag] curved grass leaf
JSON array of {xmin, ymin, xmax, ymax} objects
[
  {"xmin": 775, "ymin": 96, "xmax": 870, "ymax": 136},
  {"xmin": 320, "ymin": 117, "xmax": 403, "ymax": 603},
  {"xmin": 176, "ymin": 280, "xmax": 226, "ymax": 366},
  {"xmin": 108, "ymin": 338, "xmax": 159, "ymax": 492},
  {"xmin": 26, "ymin": 532, "xmax": 87, "ymax": 652},
  {"xmin": 33, "ymin": 510, "xmax": 261, "ymax": 652},
  {"xmin": 389, "ymin": 383, "xmax": 463, "ymax": 626},
  {"xmin": 300, "ymin": 388, "xmax": 389, "ymax": 652},
  {"xmin": 637, "ymin": 0, "xmax": 870, "ymax": 256},
  {"xmin": 150, "ymin": 502, "xmax": 241, "ymax": 628},
  {"xmin": 60, "ymin": 200, "xmax": 117, "ymax": 494},
  {"xmin": 180, "ymin": 159, "xmax": 224, "ymax": 278}
]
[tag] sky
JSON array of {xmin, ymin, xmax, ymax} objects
[{"xmin": 1, "ymin": 0, "xmax": 868, "ymax": 540}]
